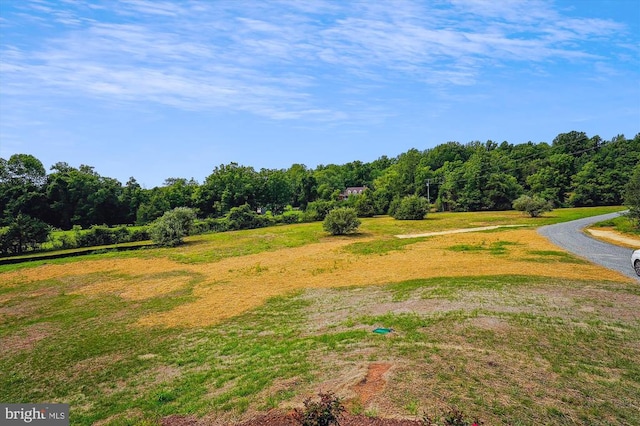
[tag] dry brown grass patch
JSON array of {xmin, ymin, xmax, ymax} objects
[
  {"xmin": 2, "ymin": 228, "xmax": 631, "ymax": 328},
  {"xmin": 71, "ymin": 273, "xmax": 192, "ymax": 300}
]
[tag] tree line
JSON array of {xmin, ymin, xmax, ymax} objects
[{"xmin": 1, "ymin": 130, "xmax": 639, "ymax": 253}]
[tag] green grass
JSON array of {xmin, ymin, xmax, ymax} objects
[
  {"xmin": 3, "ymin": 273, "xmax": 638, "ymax": 425},
  {"xmin": 1, "ymin": 206, "xmax": 626, "ymax": 273},
  {"xmin": 592, "ymin": 214, "xmax": 640, "ymax": 236},
  {"xmin": 447, "ymin": 240, "xmax": 520, "ymax": 255},
  {"xmin": 1, "ymin": 207, "xmax": 637, "ymax": 425},
  {"xmin": 343, "ymin": 237, "xmax": 425, "ymax": 255}
]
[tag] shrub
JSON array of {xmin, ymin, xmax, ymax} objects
[
  {"xmin": 305, "ymin": 200, "xmax": 339, "ymax": 221},
  {"xmin": 393, "ymin": 195, "xmax": 429, "ymax": 220},
  {"xmin": 280, "ymin": 209, "xmax": 304, "ymax": 224},
  {"xmin": 293, "ymin": 392, "xmax": 345, "ymax": 426},
  {"xmin": 150, "ymin": 207, "xmax": 196, "ymax": 247},
  {"xmin": 512, "ymin": 194, "xmax": 553, "ymax": 217},
  {"xmin": 323, "ymin": 207, "xmax": 361, "ymax": 235},
  {"xmin": 129, "ymin": 228, "xmax": 150, "ymax": 242},
  {"xmin": 422, "ymin": 406, "xmax": 481, "ymax": 426},
  {"xmin": 72, "ymin": 225, "xmax": 150, "ymax": 248},
  {"xmin": 192, "ymin": 217, "xmax": 229, "ymax": 234},
  {"xmin": 355, "ymin": 191, "xmax": 376, "ymax": 217},
  {"xmin": 226, "ymin": 204, "xmax": 270, "ymax": 230},
  {"xmin": 76, "ymin": 225, "xmax": 116, "ymax": 247}
]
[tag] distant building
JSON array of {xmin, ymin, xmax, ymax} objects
[{"xmin": 339, "ymin": 186, "xmax": 367, "ymax": 200}]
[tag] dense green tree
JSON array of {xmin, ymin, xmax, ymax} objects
[
  {"xmin": 486, "ymin": 173, "xmax": 522, "ymax": 210},
  {"xmin": 194, "ymin": 163, "xmax": 259, "ymax": 217},
  {"xmin": 285, "ymin": 163, "xmax": 316, "ymax": 208},
  {"xmin": 423, "ymin": 141, "xmax": 472, "ymax": 171},
  {"xmin": 2, "ymin": 130, "xmax": 636, "ymax": 242},
  {"xmin": 0, "ymin": 214, "xmax": 51, "ymax": 254},
  {"xmin": 0, "ymin": 154, "xmax": 49, "ymax": 224},
  {"xmin": 569, "ymin": 134, "xmax": 640, "ymax": 206},
  {"xmin": 314, "ymin": 164, "xmax": 346, "ymax": 200},
  {"xmin": 120, "ymin": 177, "xmax": 145, "ymax": 224},
  {"xmin": 439, "ymin": 148, "xmax": 522, "ymax": 212},
  {"xmin": 45, "ymin": 163, "xmax": 125, "ymax": 229},
  {"xmin": 354, "ymin": 189, "xmax": 376, "ymax": 217},
  {"xmin": 526, "ymin": 154, "xmax": 574, "ymax": 206},
  {"xmin": 136, "ymin": 187, "xmax": 170, "ymax": 225},
  {"xmin": 163, "ymin": 177, "xmax": 198, "ymax": 209},
  {"xmin": 625, "ymin": 163, "xmax": 640, "ymax": 227},
  {"xmin": 341, "ymin": 160, "xmax": 370, "ymax": 187},
  {"xmin": 257, "ymin": 168, "xmax": 293, "ymax": 214}
]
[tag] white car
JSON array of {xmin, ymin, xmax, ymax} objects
[{"xmin": 633, "ymin": 250, "xmax": 640, "ymax": 277}]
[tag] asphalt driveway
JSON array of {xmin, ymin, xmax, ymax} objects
[{"xmin": 538, "ymin": 211, "xmax": 639, "ymax": 281}]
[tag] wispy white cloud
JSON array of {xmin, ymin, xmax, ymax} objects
[{"xmin": 0, "ymin": 0, "xmax": 636, "ymax": 122}]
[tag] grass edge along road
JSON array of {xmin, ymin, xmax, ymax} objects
[{"xmin": 1, "ymin": 206, "xmax": 639, "ymax": 425}]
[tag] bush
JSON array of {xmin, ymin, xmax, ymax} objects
[
  {"xmin": 150, "ymin": 207, "xmax": 196, "ymax": 247},
  {"xmin": 322, "ymin": 207, "xmax": 361, "ymax": 235},
  {"xmin": 512, "ymin": 195, "xmax": 553, "ymax": 217},
  {"xmin": 226, "ymin": 204, "xmax": 270, "ymax": 230},
  {"xmin": 393, "ymin": 195, "xmax": 429, "ymax": 220},
  {"xmin": 71, "ymin": 225, "xmax": 150, "ymax": 248},
  {"xmin": 75, "ymin": 225, "xmax": 117, "ymax": 247},
  {"xmin": 192, "ymin": 217, "xmax": 229, "ymax": 234},
  {"xmin": 293, "ymin": 392, "xmax": 345, "ymax": 426},
  {"xmin": 355, "ymin": 190, "xmax": 376, "ymax": 217},
  {"xmin": 305, "ymin": 200, "xmax": 339, "ymax": 221},
  {"xmin": 279, "ymin": 209, "xmax": 304, "ymax": 224},
  {"xmin": 423, "ymin": 406, "xmax": 481, "ymax": 426}
]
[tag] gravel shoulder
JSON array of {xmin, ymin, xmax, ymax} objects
[{"xmin": 538, "ymin": 212, "xmax": 639, "ymax": 281}]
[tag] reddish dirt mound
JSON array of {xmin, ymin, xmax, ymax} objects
[
  {"xmin": 350, "ymin": 362, "xmax": 393, "ymax": 406},
  {"xmin": 162, "ymin": 363, "xmax": 421, "ymax": 426}
]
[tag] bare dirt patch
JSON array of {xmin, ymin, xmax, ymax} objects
[
  {"xmin": 350, "ymin": 363, "xmax": 394, "ymax": 407},
  {"xmin": 396, "ymin": 224, "xmax": 526, "ymax": 238},
  {"xmin": 1, "ymin": 322, "xmax": 57, "ymax": 354},
  {"xmin": 586, "ymin": 227, "xmax": 640, "ymax": 249}
]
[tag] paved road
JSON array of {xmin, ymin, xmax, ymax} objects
[{"xmin": 538, "ymin": 211, "xmax": 639, "ymax": 281}]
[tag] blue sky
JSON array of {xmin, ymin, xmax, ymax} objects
[{"xmin": 1, "ymin": 0, "xmax": 639, "ymax": 188}]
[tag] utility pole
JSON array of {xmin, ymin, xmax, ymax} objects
[{"xmin": 426, "ymin": 179, "xmax": 431, "ymax": 205}]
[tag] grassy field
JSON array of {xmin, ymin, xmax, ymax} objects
[{"xmin": 1, "ymin": 206, "xmax": 639, "ymax": 425}]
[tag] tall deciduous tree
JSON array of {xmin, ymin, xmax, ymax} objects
[
  {"xmin": 0, "ymin": 154, "xmax": 49, "ymax": 225},
  {"xmin": 625, "ymin": 163, "xmax": 640, "ymax": 228}
]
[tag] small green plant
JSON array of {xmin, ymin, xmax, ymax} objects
[
  {"xmin": 293, "ymin": 392, "xmax": 346, "ymax": 426},
  {"xmin": 423, "ymin": 406, "xmax": 481, "ymax": 426}
]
